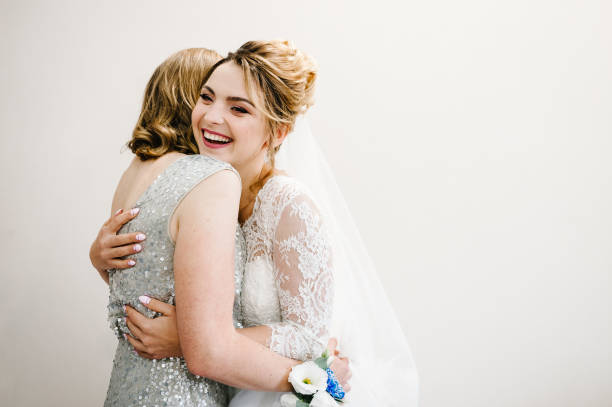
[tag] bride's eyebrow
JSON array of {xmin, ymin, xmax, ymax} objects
[
  {"xmin": 203, "ymin": 85, "xmax": 255, "ymax": 108},
  {"xmin": 227, "ymin": 96, "xmax": 255, "ymax": 108}
]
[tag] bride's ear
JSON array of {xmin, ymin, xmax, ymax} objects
[{"xmin": 272, "ymin": 124, "xmax": 290, "ymax": 148}]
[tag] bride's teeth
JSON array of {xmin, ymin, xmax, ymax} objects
[{"xmin": 204, "ymin": 131, "xmax": 231, "ymax": 142}]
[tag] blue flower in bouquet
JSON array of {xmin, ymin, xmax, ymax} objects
[{"xmin": 325, "ymin": 368, "xmax": 345, "ymax": 400}]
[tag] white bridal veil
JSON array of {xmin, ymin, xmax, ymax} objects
[{"xmin": 275, "ymin": 117, "xmax": 419, "ymax": 406}]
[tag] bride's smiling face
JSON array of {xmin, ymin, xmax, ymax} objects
[{"xmin": 192, "ymin": 61, "xmax": 269, "ymax": 170}]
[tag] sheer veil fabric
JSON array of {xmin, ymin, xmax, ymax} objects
[{"xmin": 275, "ymin": 117, "xmax": 419, "ymax": 405}]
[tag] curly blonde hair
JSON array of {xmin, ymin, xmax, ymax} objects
[
  {"xmin": 128, "ymin": 48, "xmax": 222, "ymax": 160},
  {"xmin": 205, "ymin": 40, "xmax": 317, "ymax": 189}
]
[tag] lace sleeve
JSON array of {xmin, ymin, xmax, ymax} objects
[{"xmin": 266, "ymin": 194, "xmax": 334, "ymax": 361}]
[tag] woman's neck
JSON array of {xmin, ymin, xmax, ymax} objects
[{"xmin": 236, "ymin": 160, "xmax": 273, "ymax": 224}]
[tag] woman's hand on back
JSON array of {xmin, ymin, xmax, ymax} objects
[
  {"xmin": 124, "ymin": 296, "xmax": 182, "ymax": 359},
  {"xmin": 89, "ymin": 208, "xmax": 146, "ymax": 273}
]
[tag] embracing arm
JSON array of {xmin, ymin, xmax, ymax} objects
[
  {"xmin": 173, "ymin": 169, "xmax": 296, "ymax": 391},
  {"xmin": 125, "ymin": 298, "xmax": 352, "ymax": 390}
]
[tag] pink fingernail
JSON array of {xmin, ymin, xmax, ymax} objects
[
  {"xmin": 123, "ymin": 305, "xmax": 126, "ymax": 313},
  {"xmin": 128, "ymin": 260, "xmax": 136, "ymax": 266},
  {"xmin": 133, "ymin": 244, "xmax": 142, "ymax": 252},
  {"xmin": 136, "ymin": 233, "xmax": 146, "ymax": 241},
  {"xmin": 139, "ymin": 295, "xmax": 151, "ymax": 305},
  {"xmin": 123, "ymin": 333, "xmax": 127, "ymax": 340},
  {"xmin": 114, "ymin": 208, "xmax": 123, "ymax": 215},
  {"xmin": 131, "ymin": 208, "xmax": 140, "ymax": 216}
]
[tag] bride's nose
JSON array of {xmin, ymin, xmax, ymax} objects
[{"xmin": 204, "ymin": 102, "xmax": 225, "ymax": 125}]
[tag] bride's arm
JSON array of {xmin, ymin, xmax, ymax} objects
[
  {"xmin": 172, "ymin": 169, "xmax": 296, "ymax": 391},
  {"xmin": 242, "ymin": 194, "xmax": 334, "ymax": 361}
]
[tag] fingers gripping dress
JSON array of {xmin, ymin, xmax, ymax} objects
[{"xmin": 105, "ymin": 155, "xmax": 246, "ymax": 407}]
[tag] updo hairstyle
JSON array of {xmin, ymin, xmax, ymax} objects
[{"xmin": 206, "ymin": 40, "xmax": 317, "ymax": 166}]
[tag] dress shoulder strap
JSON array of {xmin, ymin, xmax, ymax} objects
[
  {"xmin": 160, "ymin": 154, "xmax": 237, "ymax": 215},
  {"xmin": 130, "ymin": 154, "xmax": 238, "ymax": 244}
]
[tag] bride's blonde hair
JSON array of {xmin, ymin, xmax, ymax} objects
[
  {"xmin": 205, "ymin": 40, "xmax": 317, "ymax": 190},
  {"xmin": 129, "ymin": 48, "xmax": 222, "ymax": 160}
]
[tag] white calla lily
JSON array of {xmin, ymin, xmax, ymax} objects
[{"xmin": 288, "ymin": 361, "xmax": 328, "ymax": 395}]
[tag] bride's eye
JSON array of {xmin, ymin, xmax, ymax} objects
[
  {"xmin": 200, "ymin": 93, "xmax": 212, "ymax": 102},
  {"xmin": 232, "ymin": 106, "xmax": 248, "ymax": 114}
]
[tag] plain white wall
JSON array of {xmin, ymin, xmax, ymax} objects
[{"xmin": 1, "ymin": 0, "xmax": 610, "ymax": 406}]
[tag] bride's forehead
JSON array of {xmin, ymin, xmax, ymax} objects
[{"xmin": 207, "ymin": 63, "xmax": 248, "ymax": 93}]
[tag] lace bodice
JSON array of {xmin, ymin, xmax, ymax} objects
[{"xmin": 241, "ymin": 176, "xmax": 334, "ymax": 361}]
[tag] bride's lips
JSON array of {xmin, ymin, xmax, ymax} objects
[{"xmin": 201, "ymin": 128, "xmax": 233, "ymax": 149}]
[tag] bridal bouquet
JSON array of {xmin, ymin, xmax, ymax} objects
[{"xmin": 280, "ymin": 350, "xmax": 346, "ymax": 407}]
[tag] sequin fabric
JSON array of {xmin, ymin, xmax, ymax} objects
[{"xmin": 105, "ymin": 154, "xmax": 245, "ymax": 407}]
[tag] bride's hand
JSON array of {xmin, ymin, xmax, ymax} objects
[
  {"xmin": 124, "ymin": 296, "xmax": 183, "ymax": 359},
  {"xmin": 327, "ymin": 337, "xmax": 352, "ymax": 392},
  {"xmin": 89, "ymin": 208, "xmax": 146, "ymax": 272}
]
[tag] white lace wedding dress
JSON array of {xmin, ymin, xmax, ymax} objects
[{"xmin": 229, "ymin": 175, "xmax": 334, "ymax": 407}]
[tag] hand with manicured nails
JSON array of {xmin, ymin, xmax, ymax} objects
[
  {"xmin": 89, "ymin": 207, "xmax": 146, "ymax": 278},
  {"xmin": 124, "ymin": 295, "xmax": 182, "ymax": 359}
]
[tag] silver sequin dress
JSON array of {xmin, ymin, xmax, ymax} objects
[{"xmin": 105, "ymin": 154, "xmax": 245, "ymax": 407}]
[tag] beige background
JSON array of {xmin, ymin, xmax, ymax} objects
[{"xmin": 1, "ymin": 0, "xmax": 611, "ymax": 406}]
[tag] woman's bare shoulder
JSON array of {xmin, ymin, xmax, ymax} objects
[{"xmin": 111, "ymin": 153, "xmax": 188, "ymax": 214}]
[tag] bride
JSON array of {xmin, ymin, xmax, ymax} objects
[{"xmin": 92, "ymin": 41, "xmax": 417, "ymax": 405}]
